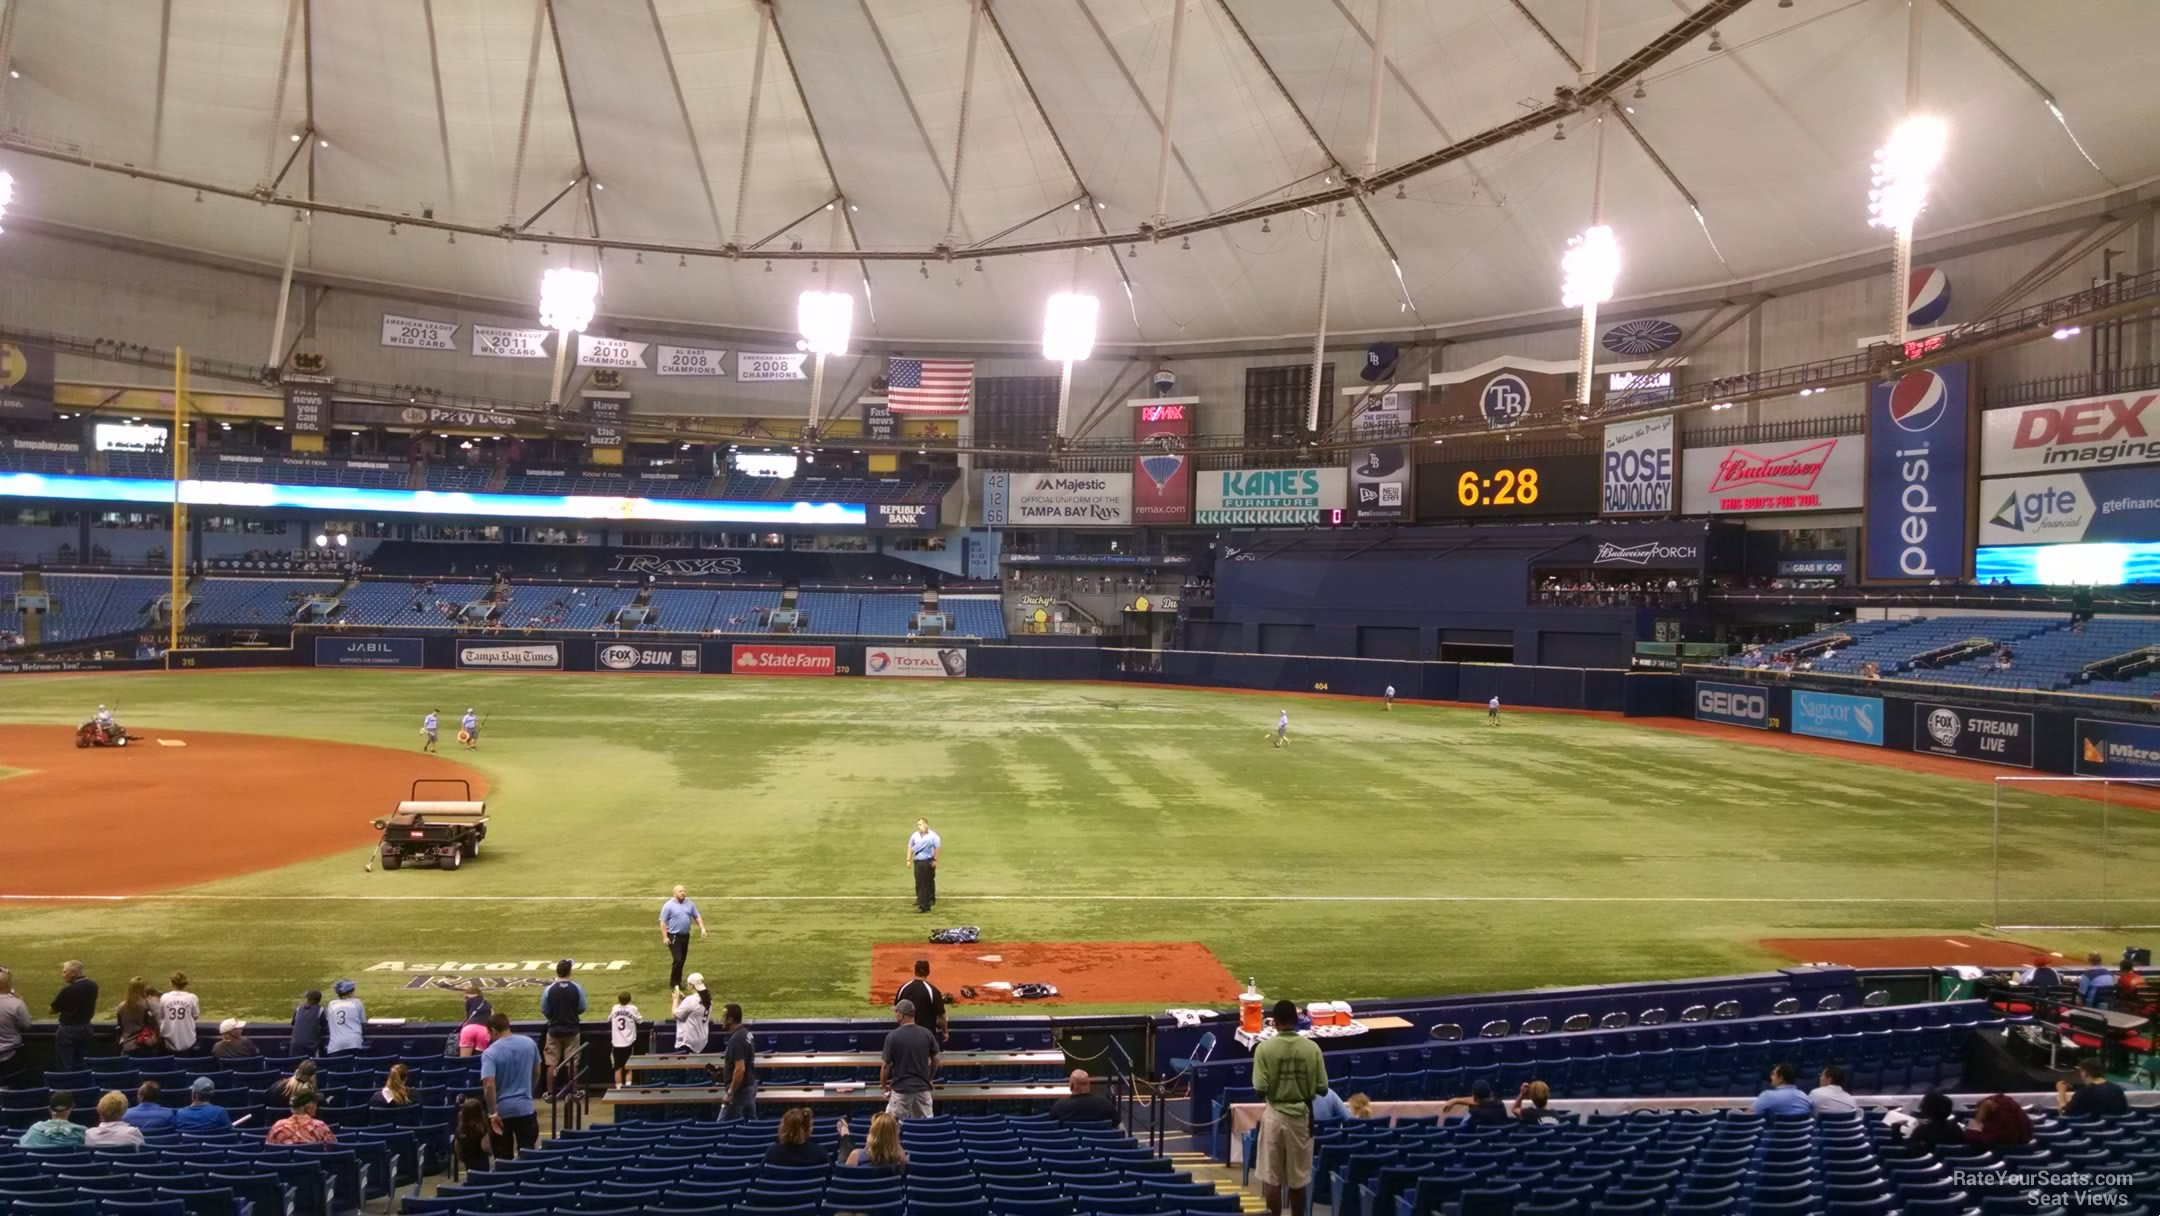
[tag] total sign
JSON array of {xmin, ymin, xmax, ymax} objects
[{"xmin": 1865, "ymin": 362, "xmax": 1971, "ymax": 581}]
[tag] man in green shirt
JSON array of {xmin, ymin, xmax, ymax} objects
[
  {"xmin": 1251, "ymin": 999, "xmax": 1328, "ymax": 1216},
  {"xmin": 18, "ymin": 1091, "xmax": 86, "ymax": 1149}
]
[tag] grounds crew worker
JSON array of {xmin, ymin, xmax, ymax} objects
[
  {"xmin": 659, "ymin": 885, "xmax": 706, "ymax": 991},
  {"xmin": 906, "ymin": 818, "xmax": 941, "ymax": 913}
]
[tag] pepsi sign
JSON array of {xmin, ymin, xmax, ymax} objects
[
  {"xmin": 1479, "ymin": 373, "xmax": 1531, "ymax": 428},
  {"xmin": 1865, "ymin": 361, "xmax": 1970, "ymax": 581},
  {"xmin": 1905, "ymin": 265, "xmax": 1950, "ymax": 327}
]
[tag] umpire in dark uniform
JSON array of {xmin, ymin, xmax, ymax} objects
[
  {"xmin": 905, "ymin": 818, "xmax": 941, "ymax": 913},
  {"xmin": 895, "ymin": 959, "xmax": 949, "ymax": 1041}
]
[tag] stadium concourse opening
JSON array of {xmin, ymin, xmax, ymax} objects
[
  {"xmin": 868, "ymin": 941, "xmax": 1242, "ymax": 1007},
  {"xmin": 0, "ymin": 724, "xmax": 488, "ymax": 896}
]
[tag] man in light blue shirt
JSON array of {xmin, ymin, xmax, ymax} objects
[
  {"xmin": 479, "ymin": 1013, "xmax": 542, "ymax": 1160},
  {"xmin": 1310, "ymin": 1087, "xmax": 1352, "ymax": 1122},
  {"xmin": 421, "ymin": 710, "xmax": 439, "ymax": 753},
  {"xmin": 660, "ymin": 885, "xmax": 706, "ymax": 991},
  {"xmin": 2077, "ymin": 952, "xmax": 2116, "ymax": 1006},
  {"xmin": 907, "ymin": 819, "xmax": 942, "ymax": 913},
  {"xmin": 461, "ymin": 708, "xmax": 480, "ymax": 750},
  {"xmin": 1753, "ymin": 1062, "xmax": 1813, "ymax": 1116}
]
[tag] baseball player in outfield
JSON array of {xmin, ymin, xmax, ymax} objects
[
  {"xmin": 421, "ymin": 709, "xmax": 440, "ymax": 753},
  {"xmin": 1384, "ymin": 685, "xmax": 1396, "ymax": 712},
  {"xmin": 460, "ymin": 708, "xmax": 480, "ymax": 750},
  {"xmin": 1272, "ymin": 710, "xmax": 1290, "ymax": 749},
  {"xmin": 1488, "ymin": 695, "xmax": 1501, "ymax": 726}
]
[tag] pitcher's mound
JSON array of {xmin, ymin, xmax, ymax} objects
[
  {"xmin": 870, "ymin": 941, "xmax": 1241, "ymax": 1007},
  {"xmin": 1762, "ymin": 935, "xmax": 2048, "ymax": 968}
]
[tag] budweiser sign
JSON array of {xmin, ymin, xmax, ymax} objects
[
  {"xmin": 1681, "ymin": 435, "xmax": 1863, "ymax": 515},
  {"xmin": 731, "ymin": 644, "xmax": 835, "ymax": 676}
]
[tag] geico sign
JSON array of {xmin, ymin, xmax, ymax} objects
[{"xmin": 1697, "ymin": 688, "xmax": 1766, "ymax": 720}]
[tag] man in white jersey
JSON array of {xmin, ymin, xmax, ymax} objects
[
  {"xmin": 1273, "ymin": 710, "xmax": 1290, "ymax": 748},
  {"xmin": 1384, "ymin": 686, "xmax": 1395, "ymax": 712},
  {"xmin": 325, "ymin": 978, "xmax": 366, "ymax": 1054},
  {"xmin": 159, "ymin": 971, "xmax": 201, "ymax": 1054},
  {"xmin": 1488, "ymin": 695, "xmax": 1500, "ymax": 726}
]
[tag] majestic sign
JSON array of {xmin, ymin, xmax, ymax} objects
[
  {"xmin": 315, "ymin": 636, "xmax": 424, "ymax": 669},
  {"xmin": 1790, "ymin": 690, "xmax": 1884, "ymax": 746},
  {"xmin": 1195, "ymin": 467, "xmax": 1347, "ymax": 525},
  {"xmin": 470, "ymin": 325, "xmax": 552, "ymax": 358},
  {"xmin": 655, "ymin": 344, "xmax": 728, "ymax": 376},
  {"xmin": 1976, "ymin": 466, "xmax": 2160, "ymax": 546},
  {"xmin": 982, "ymin": 472, "xmax": 1134, "ymax": 527},
  {"xmin": 1912, "ymin": 702, "xmax": 2034, "ymax": 768},
  {"xmin": 582, "ymin": 390, "xmax": 628, "ymax": 447},
  {"xmin": 731, "ymin": 644, "xmax": 835, "ymax": 676},
  {"xmin": 0, "ymin": 341, "xmax": 55, "ymax": 419},
  {"xmin": 1349, "ymin": 391, "xmax": 1413, "ymax": 523},
  {"xmin": 380, "ymin": 313, "xmax": 460, "ymax": 351},
  {"xmin": 1981, "ymin": 393, "xmax": 2160, "ymax": 476},
  {"xmin": 2074, "ymin": 718, "xmax": 2160, "ymax": 779},
  {"xmin": 1866, "ymin": 362, "xmax": 1971, "ymax": 581},
  {"xmin": 864, "ymin": 646, "xmax": 968, "ymax": 678},
  {"xmin": 1680, "ymin": 435, "xmax": 1865, "ymax": 515},
  {"xmin": 1693, "ymin": 681, "xmax": 1769, "ymax": 730},
  {"xmin": 736, "ymin": 352, "xmax": 808, "ymax": 382},
  {"xmin": 608, "ymin": 554, "xmax": 746, "ymax": 577},
  {"xmin": 456, "ymin": 642, "xmax": 563, "ymax": 670},
  {"xmin": 1131, "ymin": 398, "xmax": 1194, "ymax": 525},
  {"xmin": 282, "ymin": 376, "xmax": 333, "ymax": 437},
  {"xmin": 577, "ymin": 334, "xmax": 649, "ymax": 370},
  {"xmin": 597, "ymin": 643, "xmax": 701, "ymax": 673},
  {"xmin": 1602, "ymin": 414, "xmax": 1675, "ymax": 515},
  {"xmin": 869, "ymin": 502, "xmax": 940, "ymax": 530}
]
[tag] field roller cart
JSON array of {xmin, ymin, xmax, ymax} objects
[{"xmin": 372, "ymin": 779, "xmax": 488, "ymax": 871}]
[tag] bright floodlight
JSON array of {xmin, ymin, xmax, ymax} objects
[
  {"xmin": 797, "ymin": 290, "xmax": 854, "ymax": 356},
  {"xmin": 538, "ymin": 267, "xmax": 600, "ymax": 334},
  {"xmin": 1559, "ymin": 225, "xmax": 1620, "ymax": 308},
  {"xmin": 1042, "ymin": 292, "xmax": 1099, "ymax": 362},
  {"xmin": 0, "ymin": 170, "xmax": 13, "ymax": 233},
  {"xmin": 1867, "ymin": 115, "xmax": 1947, "ymax": 230}
]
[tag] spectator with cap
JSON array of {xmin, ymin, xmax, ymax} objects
[
  {"xmin": 290, "ymin": 989, "xmax": 326, "ymax": 1056},
  {"xmin": 880, "ymin": 998, "xmax": 941, "ymax": 1120},
  {"xmin": 85, "ymin": 1091, "xmax": 146, "ymax": 1148},
  {"xmin": 539, "ymin": 959, "xmax": 588, "ymax": 1098},
  {"xmin": 18, "ymin": 1092, "xmax": 86, "ymax": 1148},
  {"xmin": 212, "ymin": 1018, "xmax": 258, "ymax": 1059},
  {"xmin": 326, "ymin": 979, "xmax": 365, "ymax": 1054},
  {"xmin": 123, "ymin": 1081, "xmax": 175, "ymax": 1132},
  {"xmin": 1047, "ymin": 1069, "xmax": 1120, "ymax": 1125},
  {"xmin": 50, "ymin": 960, "xmax": 99, "ymax": 1072},
  {"xmin": 172, "ymin": 1077, "xmax": 232, "ymax": 1132},
  {"xmin": 0, "ymin": 966, "xmax": 31, "ymax": 1088},
  {"xmin": 267, "ymin": 1089, "xmax": 336, "ymax": 1145}
]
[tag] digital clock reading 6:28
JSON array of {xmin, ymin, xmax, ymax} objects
[{"xmin": 1456, "ymin": 466, "xmax": 1541, "ymax": 507}]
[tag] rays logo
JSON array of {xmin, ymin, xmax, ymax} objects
[
  {"xmin": 1480, "ymin": 374, "xmax": 1531, "ymax": 428},
  {"xmin": 1887, "ymin": 370, "xmax": 1950, "ymax": 433}
]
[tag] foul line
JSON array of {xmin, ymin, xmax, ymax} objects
[{"xmin": 5, "ymin": 892, "xmax": 2151, "ymax": 905}]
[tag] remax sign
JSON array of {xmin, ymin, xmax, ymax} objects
[
  {"xmin": 1693, "ymin": 681, "xmax": 1769, "ymax": 730},
  {"xmin": 1866, "ymin": 361, "xmax": 1970, "ymax": 581}
]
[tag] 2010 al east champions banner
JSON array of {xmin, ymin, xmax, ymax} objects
[{"xmin": 1130, "ymin": 397, "xmax": 1194, "ymax": 524}]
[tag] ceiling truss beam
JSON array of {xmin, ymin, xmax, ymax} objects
[{"xmin": 644, "ymin": 0, "xmax": 727, "ymax": 245}]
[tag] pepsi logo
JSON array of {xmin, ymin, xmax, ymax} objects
[
  {"xmin": 1887, "ymin": 370, "xmax": 1949, "ymax": 433},
  {"xmin": 1906, "ymin": 265, "xmax": 1950, "ymax": 327}
]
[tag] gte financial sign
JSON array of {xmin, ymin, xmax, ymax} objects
[{"xmin": 1982, "ymin": 393, "xmax": 2160, "ymax": 476}]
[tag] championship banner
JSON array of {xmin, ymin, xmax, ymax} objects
[
  {"xmin": 737, "ymin": 352, "xmax": 808, "ymax": 382},
  {"xmin": 0, "ymin": 341, "xmax": 55, "ymax": 419},
  {"xmin": 597, "ymin": 643, "xmax": 701, "ymax": 673},
  {"xmin": 456, "ymin": 641, "xmax": 562, "ymax": 670},
  {"xmin": 2073, "ymin": 718, "xmax": 2160, "ymax": 779},
  {"xmin": 577, "ymin": 334, "xmax": 649, "ymax": 370},
  {"xmin": 1195, "ymin": 467, "xmax": 1347, "ymax": 525},
  {"xmin": 1349, "ymin": 391, "xmax": 1413, "ymax": 523},
  {"xmin": 1790, "ymin": 690, "xmax": 1883, "ymax": 746},
  {"xmin": 1865, "ymin": 361, "xmax": 1970, "ymax": 581},
  {"xmin": 982, "ymin": 472, "xmax": 1133, "ymax": 527},
  {"xmin": 865, "ymin": 646, "xmax": 968, "ymax": 678},
  {"xmin": 1693, "ymin": 681, "xmax": 1769, "ymax": 729},
  {"xmin": 282, "ymin": 376, "xmax": 333, "ymax": 436},
  {"xmin": 731, "ymin": 644, "xmax": 835, "ymax": 676},
  {"xmin": 582, "ymin": 390, "xmax": 628, "ymax": 448},
  {"xmin": 1912, "ymin": 702, "xmax": 2034, "ymax": 768},
  {"xmin": 1131, "ymin": 398, "xmax": 1194, "ymax": 525},
  {"xmin": 656, "ymin": 344, "xmax": 728, "ymax": 377},
  {"xmin": 315, "ymin": 636, "xmax": 424, "ymax": 669},
  {"xmin": 1602, "ymin": 414, "xmax": 1675, "ymax": 515},
  {"xmin": 471, "ymin": 325, "xmax": 551, "ymax": 358},
  {"xmin": 1679, "ymin": 435, "xmax": 1865, "ymax": 515},
  {"xmin": 1981, "ymin": 392, "xmax": 2160, "ymax": 476},
  {"xmin": 864, "ymin": 400, "xmax": 897, "ymax": 441},
  {"xmin": 380, "ymin": 314, "xmax": 460, "ymax": 351}
]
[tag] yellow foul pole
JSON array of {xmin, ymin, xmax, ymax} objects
[{"xmin": 168, "ymin": 348, "xmax": 190, "ymax": 665}]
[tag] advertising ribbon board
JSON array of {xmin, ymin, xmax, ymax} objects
[
  {"xmin": 1195, "ymin": 467, "xmax": 1347, "ymax": 525},
  {"xmin": 1912, "ymin": 702, "xmax": 2034, "ymax": 768},
  {"xmin": 2073, "ymin": 718, "xmax": 2160, "ymax": 779},
  {"xmin": 1693, "ymin": 680, "xmax": 1770, "ymax": 729},
  {"xmin": 864, "ymin": 646, "xmax": 968, "ymax": 678},
  {"xmin": 456, "ymin": 642, "xmax": 563, "ymax": 670},
  {"xmin": 315, "ymin": 636, "xmax": 425, "ymax": 669},
  {"xmin": 597, "ymin": 643, "xmax": 701, "ymax": 673},
  {"xmin": 731, "ymin": 644, "xmax": 836, "ymax": 676},
  {"xmin": 1790, "ymin": 690, "xmax": 1884, "ymax": 746},
  {"xmin": 1602, "ymin": 414, "xmax": 1675, "ymax": 514}
]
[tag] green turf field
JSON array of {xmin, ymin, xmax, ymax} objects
[{"xmin": 2, "ymin": 670, "xmax": 2156, "ymax": 1023}]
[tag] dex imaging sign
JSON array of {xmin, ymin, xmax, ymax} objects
[
  {"xmin": 1790, "ymin": 691, "xmax": 1883, "ymax": 746},
  {"xmin": 1694, "ymin": 681, "xmax": 1769, "ymax": 730},
  {"xmin": 1866, "ymin": 362, "xmax": 1971, "ymax": 581},
  {"xmin": 1981, "ymin": 393, "xmax": 2160, "ymax": 476}
]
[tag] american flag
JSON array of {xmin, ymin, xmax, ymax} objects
[{"xmin": 886, "ymin": 357, "xmax": 974, "ymax": 414}]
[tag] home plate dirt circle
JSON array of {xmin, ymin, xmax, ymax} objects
[
  {"xmin": 0, "ymin": 725, "xmax": 490, "ymax": 897},
  {"xmin": 870, "ymin": 941, "xmax": 1242, "ymax": 1007}
]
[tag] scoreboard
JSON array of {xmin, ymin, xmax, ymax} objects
[{"xmin": 1414, "ymin": 453, "xmax": 1602, "ymax": 520}]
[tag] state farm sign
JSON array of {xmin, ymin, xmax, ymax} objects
[
  {"xmin": 730, "ymin": 644, "xmax": 835, "ymax": 676},
  {"xmin": 1679, "ymin": 435, "xmax": 1865, "ymax": 515},
  {"xmin": 1981, "ymin": 393, "xmax": 2160, "ymax": 476}
]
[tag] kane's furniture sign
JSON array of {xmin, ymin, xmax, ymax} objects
[
  {"xmin": 1602, "ymin": 414, "xmax": 1675, "ymax": 514},
  {"xmin": 865, "ymin": 647, "xmax": 968, "ymax": 678},
  {"xmin": 316, "ymin": 637, "xmax": 425, "ymax": 669},
  {"xmin": 1693, "ymin": 681, "xmax": 1769, "ymax": 729},
  {"xmin": 1195, "ymin": 467, "xmax": 1346, "ymax": 525},
  {"xmin": 731, "ymin": 644, "xmax": 835, "ymax": 676},
  {"xmin": 1790, "ymin": 690, "xmax": 1883, "ymax": 746},
  {"xmin": 1981, "ymin": 393, "xmax": 2160, "ymax": 476},
  {"xmin": 982, "ymin": 472, "xmax": 1133, "ymax": 526},
  {"xmin": 457, "ymin": 642, "xmax": 563, "ymax": 670},
  {"xmin": 1680, "ymin": 436, "xmax": 1865, "ymax": 515},
  {"xmin": 1912, "ymin": 702, "xmax": 2033, "ymax": 767},
  {"xmin": 2073, "ymin": 718, "xmax": 2160, "ymax": 779},
  {"xmin": 597, "ymin": 643, "xmax": 701, "ymax": 673}
]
